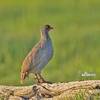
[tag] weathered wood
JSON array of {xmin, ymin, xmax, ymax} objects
[{"xmin": 0, "ymin": 80, "xmax": 100, "ymax": 100}]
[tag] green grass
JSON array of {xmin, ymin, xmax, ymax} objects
[
  {"xmin": 0, "ymin": 0, "xmax": 100, "ymax": 86},
  {"xmin": 57, "ymin": 91, "xmax": 100, "ymax": 100}
]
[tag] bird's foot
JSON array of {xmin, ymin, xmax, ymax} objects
[{"xmin": 42, "ymin": 80, "xmax": 53, "ymax": 84}]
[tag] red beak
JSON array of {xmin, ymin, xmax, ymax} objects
[{"xmin": 50, "ymin": 27, "xmax": 54, "ymax": 29}]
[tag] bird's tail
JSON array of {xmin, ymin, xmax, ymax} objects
[{"xmin": 20, "ymin": 72, "xmax": 28, "ymax": 84}]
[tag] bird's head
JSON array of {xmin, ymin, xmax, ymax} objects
[{"xmin": 41, "ymin": 24, "xmax": 54, "ymax": 32}]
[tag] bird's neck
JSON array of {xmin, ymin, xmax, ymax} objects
[{"xmin": 40, "ymin": 30, "xmax": 50, "ymax": 41}]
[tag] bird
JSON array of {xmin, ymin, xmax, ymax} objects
[{"xmin": 20, "ymin": 24, "xmax": 54, "ymax": 84}]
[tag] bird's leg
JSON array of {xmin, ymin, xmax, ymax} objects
[
  {"xmin": 35, "ymin": 74, "xmax": 40, "ymax": 83},
  {"xmin": 38, "ymin": 74, "xmax": 47, "ymax": 83}
]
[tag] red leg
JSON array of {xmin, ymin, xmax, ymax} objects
[
  {"xmin": 38, "ymin": 74, "xmax": 47, "ymax": 83},
  {"xmin": 35, "ymin": 74, "xmax": 40, "ymax": 83}
]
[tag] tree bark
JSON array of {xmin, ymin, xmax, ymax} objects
[{"xmin": 0, "ymin": 80, "xmax": 100, "ymax": 100}]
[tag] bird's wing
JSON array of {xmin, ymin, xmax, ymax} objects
[{"xmin": 21, "ymin": 42, "xmax": 42, "ymax": 73}]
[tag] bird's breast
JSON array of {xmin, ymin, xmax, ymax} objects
[
  {"xmin": 42, "ymin": 40, "xmax": 53, "ymax": 61},
  {"xmin": 29, "ymin": 38, "xmax": 54, "ymax": 73}
]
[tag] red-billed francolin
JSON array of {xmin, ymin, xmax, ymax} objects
[{"xmin": 20, "ymin": 24, "xmax": 54, "ymax": 84}]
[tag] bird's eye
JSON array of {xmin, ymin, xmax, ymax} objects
[
  {"xmin": 45, "ymin": 26, "xmax": 49, "ymax": 29},
  {"xmin": 47, "ymin": 25, "xmax": 50, "ymax": 29},
  {"xmin": 45, "ymin": 25, "xmax": 50, "ymax": 29}
]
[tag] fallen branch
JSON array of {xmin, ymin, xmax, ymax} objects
[{"xmin": 0, "ymin": 80, "xmax": 100, "ymax": 100}]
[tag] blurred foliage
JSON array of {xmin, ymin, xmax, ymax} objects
[{"xmin": 0, "ymin": 0, "xmax": 100, "ymax": 85}]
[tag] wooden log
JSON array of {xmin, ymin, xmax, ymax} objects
[{"xmin": 0, "ymin": 80, "xmax": 100, "ymax": 100}]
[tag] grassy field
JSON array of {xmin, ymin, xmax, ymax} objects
[{"xmin": 0, "ymin": 0, "xmax": 100, "ymax": 86}]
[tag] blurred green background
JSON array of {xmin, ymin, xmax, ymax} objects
[{"xmin": 0, "ymin": 0, "xmax": 100, "ymax": 86}]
